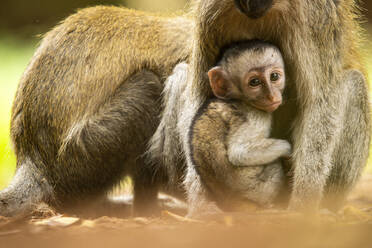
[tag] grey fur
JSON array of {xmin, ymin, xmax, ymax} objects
[{"xmin": 185, "ymin": 0, "xmax": 370, "ymax": 213}]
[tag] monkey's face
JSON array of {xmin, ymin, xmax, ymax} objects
[
  {"xmin": 242, "ymin": 65, "xmax": 285, "ymax": 113},
  {"xmin": 208, "ymin": 46, "xmax": 285, "ymax": 113},
  {"xmin": 236, "ymin": 48, "xmax": 286, "ymax": 113},
  {"xmin": 234, "ymin": 0, "xmax": 274, "ymax": 19}
]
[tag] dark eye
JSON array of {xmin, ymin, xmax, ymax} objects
[
  {"xmin": 249, "ymin": 78, "xmax": 261, "ymax": 87},
  {"xmin": 270, "ymin": 73, "xmax": 280, "ymax": 82}
]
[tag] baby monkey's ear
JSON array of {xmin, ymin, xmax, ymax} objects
[{"xmin": 208, "ymin": 66, "xmax": 230, "ymax": 99}]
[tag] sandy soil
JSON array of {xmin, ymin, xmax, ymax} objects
[{"xmin": 1, "ymin": 174, "xmax": 372, "ymax": 248}]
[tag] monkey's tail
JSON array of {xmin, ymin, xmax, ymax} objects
[{"xmin": 0, "ymin": 158, "xmax": 52, "ymax": 217}]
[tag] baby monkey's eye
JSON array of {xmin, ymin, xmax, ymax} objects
[
  {"xmin": 270, "ymin": 72, "xmax": 280, "ymax": 81},
  {"xmin": 249, "ymin": 78, "xmax": 261, "ymax": 87}
]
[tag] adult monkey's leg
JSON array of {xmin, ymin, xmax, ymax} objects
[
  {"xmin": 58, "ymin": 70, "xmax": 164, "ymax": 216},
  {"xmin": 289, "ymin": 70, "xmax": 370, "ymax": 212},
  {"xmin": 322, "ymin": 70, "xmax": 370, "ymax": 211},
  {"xmin": 6, "ymin": 70, "xmax": 163, "ymax": 217}
]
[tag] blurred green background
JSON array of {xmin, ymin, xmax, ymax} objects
[{"xmin": 0, "ymin": 0, "xmax": 371, "ymax": 189}]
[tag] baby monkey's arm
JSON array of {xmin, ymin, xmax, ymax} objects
[{"xmin": 227, "ymin": 123, "xmax": 291, "ymax": 167}]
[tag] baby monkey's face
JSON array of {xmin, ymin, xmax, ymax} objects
[
  {"xmin": 241, "ymin": 61, "xmax": 285, "ymax": 112},
  {"xmin": 208, "ymin": 46, "xmax": 286, "ymax": 113}
]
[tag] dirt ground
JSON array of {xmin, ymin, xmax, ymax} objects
[{"xmin": 1, "ymin": 175, "xmax": 372, "ymax": 248}]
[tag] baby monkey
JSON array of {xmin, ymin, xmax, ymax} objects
[{"xmin": 190, "ymin": 40, "xmax": 291, "ymax": 210}]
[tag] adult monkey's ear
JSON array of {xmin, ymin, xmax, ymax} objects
[{"xmin": 208, "ymin": 66, "xmax": 229, "ymax": 100}]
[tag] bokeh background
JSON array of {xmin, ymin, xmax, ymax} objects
[{"xmin": 0, "ymin": 0, "xmax": 371, "ymax": 189}]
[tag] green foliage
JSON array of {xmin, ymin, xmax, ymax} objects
[{"xmin": 0, "ymin": 36, "xmax": 37, "ymax": 189}]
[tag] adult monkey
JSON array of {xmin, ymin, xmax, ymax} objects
[
  {"xmin": 1, "ymin": 7, "xmax": 193, "ymax": 217},
  {"xmin": 177, "ymin": 0, "xmax": 370, "ymax": 215},
  {"xmin": 0, "ymin": 0, "xmax": 369, "ymax": 217}
]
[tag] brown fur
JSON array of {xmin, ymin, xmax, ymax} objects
[
  {"xmin": 191, "ymin": 100, "xmax": 248, "ymax": 208},
  {"xmin": 190, "ymin": 99, "xmax": 286, "ymax": 210},
  {"xmin": 4, "ymin": 6, "xmax": 193, "ymax": 217}
]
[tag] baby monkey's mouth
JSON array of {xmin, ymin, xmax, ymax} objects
[
  {"xmin": 251, "ymin": 101, "xmax": 282, "ymax": 113},
  {"xmin": 234, "ymin": 0, "xmax": 274, "ymax": 19}
]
